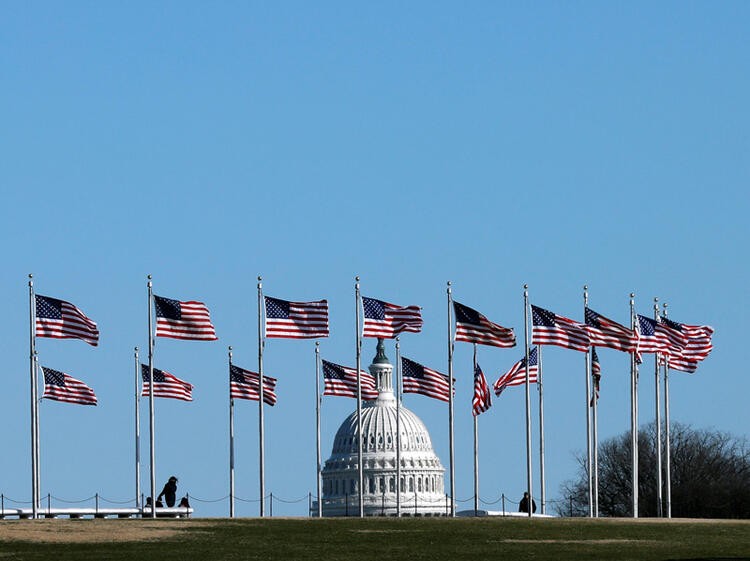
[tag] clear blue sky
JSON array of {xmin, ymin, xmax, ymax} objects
[{"xmin": 2, "ymin": 2, "xmax": 747, "ymax": 516}]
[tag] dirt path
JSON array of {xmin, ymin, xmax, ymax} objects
[{"xmin": 0, "ymin": 519, "xmax": 214, "ymax": 543}]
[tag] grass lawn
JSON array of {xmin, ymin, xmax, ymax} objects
[{"xmin": 1, "ymin": 517, "xmax": 749, "ymax": 560}]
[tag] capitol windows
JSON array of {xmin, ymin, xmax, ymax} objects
[
  {"xmin": 369, "ymin": 477, "xmax": 375, "ymax": 494},
  {"xmin": 400, "ymin": 478, "xmax": 405, "ymax": 493},
  {"xmin": 350, "ymin": 480, "xmax": 356, "ymax": 494},
  {"xmin": 379, "ymin": 477, "xmax": 385, "ymax": 493},
  {"xmin": 408, "ymin": 477, "xmax": 414, "ymax": 492},
  {"xmin": 389, "ymin": 477, "xmax": 395, "ymax": 492},
  {"xmin": 418, "ymin": 478, "xmax": 423, "ymax": 492}
]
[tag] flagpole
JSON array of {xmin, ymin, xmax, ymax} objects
[
  {"xmin": 257, "ymin": 276, "xmax": 266, "ymax": 517},
  {"xmin": 395, "ymin": 337, "xmax": 402, "ymax": 517},
  {"xmin": 134, "ymin": 346, "xmax": 141, "ymax": 510},
  {"xmin": 473, "ymin": 344, "xmax": 479, "ymax": 516},
  {"xmin": 662, "ymin": 302, "xmax": 672, "ymax": 519},
  {"xmin": 147, "ymin": 275, "xmax": 156, "ymax": 519},
  {"xmin": 315, "ymin": 341, "xmax": 322, "ymax": 518},
  {"xmin": 34, "ymin": 352, "xmax": 41, "ymax": 514},
  {"xmin": 630, "ymin": 292, "xmax": 638, "ymax": 518},
  {"xmin": 584, "ymin": 286, "xmax": 593, "ymax": 517},
  {"xmin": 538, "ymin": 344, "xmax": 546, "ymax": 515},
  {"xmin": 355, "ymin": 277, "xmax": 364, "ymax": 517},
  {"xmin": 523, "ymin": 284, "xmax": 533, "ymax": 518},
  {"xmin": 229, "ymin": 346, "xmax": 235, "ymax": 518},
  {"xmin": 592, "ymin": 353, "xmax": 599, "ymax": 518},
  {"xmin": 653, "ymin": 298, "xmax": 663, "ymax": 517},
  {"xmin": 28, "ymin": 274, "xmax": 38, "ymax": 519},
  {"xmin": 447, "ymin": 281, "xmax": 456, "ymax": 517}
]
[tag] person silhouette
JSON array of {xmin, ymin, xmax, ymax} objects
[
  {"xmin": 519, "ymin": 492, "xmax": 537, "ymax": 514},
  {"xmin": 157, "ymin": 476, "xmax": 178, "ymax": 507}
]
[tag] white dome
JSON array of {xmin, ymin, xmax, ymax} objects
[{"xmin": 320, "ymin": 340, "xmax": 446, "ymax": 517}]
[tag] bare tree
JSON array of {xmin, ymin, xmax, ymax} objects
[{"xmin": 559, "ymin": 422, "xmax": 750, "ymax": 518}]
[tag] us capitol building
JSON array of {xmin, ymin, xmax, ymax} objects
[{"xmin": 319, "ymin": 339, "xmax": 447, "ymax": 516}]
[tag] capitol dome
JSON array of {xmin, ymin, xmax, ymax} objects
[{"xmin": 320, "ymin": 339, "xmax": 447, "ymax": 516}]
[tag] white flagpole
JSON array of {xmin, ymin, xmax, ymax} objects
[
  {"xmin": 147, "ymin": 275, "xmax": 156, "ymax": 518},
  {"xmin": 34, "ymin": 352, "xmax": 41, "ymax": 514},
  {"xmin": 592, "ymin": 354, "xmax": 599, "ymax": 518},
  {"xmin": 630, "ymin": 292, "xmax": 638, "ymax": 518},
  {"xmin": 662, "ymin": 302, "xmax": 672, "ymax": 518},
  {"xmin": 584, "ymin": 286, "xmax": 593, "ymax": 517},
  {"xmin": 355, "ymin": 277, "xmax": 364, "ymax": 517},
  {"xmin": 28, "ymin": 275, "xmax": 38, "ymax": 519},
  {"xmin": 473, "ymin": 344, "xmax": 479, "ymax": 516},
  {"xmin": 229, "ymin": 346, "xmax": 235, "ymax": 518},
  {"xmin": 257, "ymin": 277, "xmax": 266, "ymax": 517},
  {"xmin": 134, "ymin": 347, "xmax": 141, "ymax": 510},
  {"xmin": 524, "ymin": 284, "xmax": 533, "ymax": 518},
  {"xmin": 653, "ymin": 298, "xmax": 663, "ymax": 517},
  {"xmin": 315, "ymin": 342, "xmax": 322, "ymax": 518},
  {"xmin": 538, "ymin": 344, "xmax": 546, "ymax": 514},
  {"xmin": 395, "ymin": 337, "xmax": 402, "ymax": 517},
  {"xmin": 447, "ymin": 281, "xmax": 456, "ymax": 517}
]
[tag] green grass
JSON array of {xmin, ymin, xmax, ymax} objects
[{"xmin": 1, "ymin": 517, "xmax": 750, "ymax": 561}]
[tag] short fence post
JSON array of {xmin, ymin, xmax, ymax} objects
[
  {"xmin": 1, "ymin": 494, "xmax": 4, "ymax": 516},
  {"xmin": 569, "ymin": 495, "xmax": 573, "ymax": 517},
  {"xmin": 502, "ymin": 494, "xmax": 506, "ymax": 516},
  {"xmin": 308, "ymin": 492, "xmax": 312, "ymax": 517},
  {"xmin": 47, "ymin": 493, "xmax": 51, "ymax": 515},
  {"xmin": 414, "ymin": 490, "xmax": 418, "ymax": 517},
  {"xmin": 96, "ymin": 493, "xmax": 99, "ymax": 515},
  {"xmin": 345, "ymin": 493, "xmax": 349, "ymax": 517},
  {"xmin": 270, "ymin": 493, "xmax": 273, "ymax": 517},
  {"xmin": 381, "ymin": 490, "xmax": 385, "ymax": 516}
]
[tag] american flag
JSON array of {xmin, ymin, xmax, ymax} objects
[
  {"xmin": 42, "ymin": 367, "xmax": 97, "ymax": 406},
  {"xmin": 472, "ymin": 364, "xmax": 492, "ymax": 416},
  {"xmin": 264, "ymin": 296, "xmax": 329, "ymax": 339},
  {"xmin": 35, "ymin": 295, "xmax": 99, "ymax": 346},
  {"xmin": 400, "ymin": 356, "xmax": 451, "ymax": 402},
  {"xmin": 141, "ymin": 365, "xmax": 193, "ymax": 401},
  {"xmin": 660, "ymin": 317, "xmax": 713, "ymax": 373},
  {"xmin": 532, "ymin": 305, "xmax": 590, "ymax": 352},
  {"xmin": 322, "ymin": 360, "xmax": 378, "ymax": 400},
  {"xmin": 154, "ymin": 295, "xmax": 217, "ymax": 341},
  {"xmin": 230, "ymin": 364, "xmax": 277, "ymax": 406},
  {"xmin": 453, "ymin": 301, "xmax": 516, "ymax": 348},
  {"xmin": 590, "ymin": 347, "xmax": 601, "ymax": 407},
  {"xmin": 494, "ymin": 346, "xmax": 539, "ymax": 396},
  {"xmin": 362, "ymin": 296, "xmax": 422, "ymax": 339},
  {"xmin": 585, "ymin": 307, "xmax": 637, "ymax": 353},
  {"xmin": 636, "ymin": 315, "xmax": 686, "ymax": 356}
]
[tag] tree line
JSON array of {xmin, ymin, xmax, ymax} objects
[{"xmin": 560, "ymin": 422, "xmax": 750, "ymax": 518}]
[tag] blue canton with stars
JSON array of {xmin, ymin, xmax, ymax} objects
[
  {"xmin": 401, "ymin": 357, "xmax": 426, "ymax": 379},
  {"xmin": 637, "ymin": 315, "xmax": 657, "ymax": 336},
  {"xmin": 43, "ymin": 367, "xmax": 67, "ymax": 386},
  {"xmin": 154, "ymin": 296, "xmax": 182, "ymax": 320},
  {"xmin": 362, "ymin": 297, "xmax": 385, "ymax": 320},
  {"xmin": 35, "ymin": 295, "xmax": 63, "ymax": 319},
  {"xmin": 453, "ymin": 301, "xmax": 481, "ymax": 325},
  {"xmin": 265, "ymin": 297, "xmax": 290, "ymax": 319},
  {"xmin": 322, "ymin": 360, "xmax": 346, "ymax": 379},
  {"xmin": 532, "ymin": 305, "xmax": 557, "ymax": 326}
]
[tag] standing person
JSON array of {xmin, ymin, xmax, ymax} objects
[
  {"xmin": 157, "ymin": 476, "xmax": 178, "ymax": 507},
  {"xmin": 519, "ymin": 492, "xmax": 537, "ymax": 514}
]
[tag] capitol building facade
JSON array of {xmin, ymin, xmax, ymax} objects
[{"xmin": 320, "ymin": 339, "xmax": 447, "ymax": 516}]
